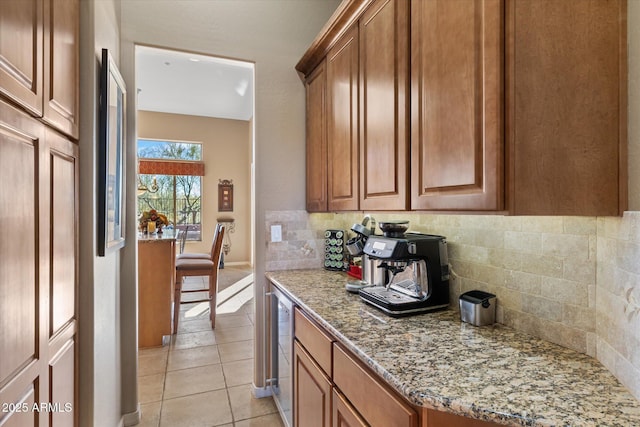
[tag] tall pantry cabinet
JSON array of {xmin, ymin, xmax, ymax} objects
[{"xmin": 0, "ymin": 0, "xmax": 80, "ymax": 426}]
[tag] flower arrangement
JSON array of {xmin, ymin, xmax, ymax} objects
[{"xmin": 139, "ymin": 209, "xmax": 169, "ymax": 232}]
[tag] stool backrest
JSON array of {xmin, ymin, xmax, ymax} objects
[
  {"xmin": 179, "ymin": 225, "xmax": 190, "ymax": 254},
  {"xmin": 211, "ymin": 223, "xmax": 225, "ymax": 263}
]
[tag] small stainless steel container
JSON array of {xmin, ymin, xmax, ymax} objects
[{"xmin": 459, "ymin": 290, "xmax": 496, "ymax": 326}]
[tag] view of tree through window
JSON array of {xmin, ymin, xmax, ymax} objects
[{"xmin": 137, "ymin": 139, "xmax": 203, "ymax": 241}]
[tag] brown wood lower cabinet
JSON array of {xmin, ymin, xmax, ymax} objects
[
  {"xmin": 333, "ymin": 344, "xmax": 418, "ymax": 427},
  {"xmin": 332, "ymin": 388, "xmax": 367, "ymax": 427},
  {"xmin": 294, "ymin": 341, "xmax": 332, "ymax": 427},
  {"xmin": 291, "ymin": 306, "xmax": 504, "ymax": 427}
]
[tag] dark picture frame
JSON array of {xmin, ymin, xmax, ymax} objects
[
  {"xmin": 98, "ymin": 48, "xmax": 127, "ymax": 256},
  {"xmin": 218, "ymin": 179, "xmax": 233, "ymax": 212}
]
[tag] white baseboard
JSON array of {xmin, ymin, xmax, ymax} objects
[
  {"xmin": 252, "ymin": 383, "xmax": 272, "ymax": 398},
  {"xmin": 224, "ymin": 261, "xmax": 252, "ymax": 267},
  {"xmin": 122, "ymin": 404, "xmax": 141, "ymax": 426}
]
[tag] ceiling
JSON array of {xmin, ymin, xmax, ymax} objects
[{"xmin": 136, "ymin": 46, "xmax": 254, "ymax": 121}]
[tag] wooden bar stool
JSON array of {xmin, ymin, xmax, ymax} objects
[{"xmin": 173, "ymin": 223, "xmax": 225, "ymax": 334}]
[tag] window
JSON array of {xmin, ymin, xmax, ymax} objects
[{"xmin": 137, "ymin": 139, "xmax": 204, "ymax": 241}]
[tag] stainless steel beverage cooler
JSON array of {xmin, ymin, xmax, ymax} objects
[{"xmin": 270, "ymin": 286, "xmax": 293, "ymax": 427}]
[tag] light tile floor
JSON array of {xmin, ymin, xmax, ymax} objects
[{"xmin": 137, "ymin": 275, "xmax": 285, "ymax": 427}]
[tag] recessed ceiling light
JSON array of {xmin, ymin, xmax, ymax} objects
[{"xmin": 189, "ymin": 58, "xmax": 200, "ymax": 62}]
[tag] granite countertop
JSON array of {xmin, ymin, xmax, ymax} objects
[{"xmin": 266, "ymin": 269, "xmax": 640, "ymax": 427}]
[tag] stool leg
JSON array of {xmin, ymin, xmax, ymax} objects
[
  {"xmin": 173, "ymin": 273, "xmax": 183, "ymax": 334},
  {"xmin": 208, "ymin": 273, "xmax": 216, "ymax": 329}
]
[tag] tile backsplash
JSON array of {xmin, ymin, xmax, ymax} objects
[{"xmin": 264, "ymin": 210, "xmax": 640, "ymax": 401}]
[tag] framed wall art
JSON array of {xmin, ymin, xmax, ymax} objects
[
  {"xmin": 98, "ymin": 48, "xmax": 127, "ymax": 256},
  {"xmin": 218, "ymin": 179, "xmax": 233, "ymax": 212}
]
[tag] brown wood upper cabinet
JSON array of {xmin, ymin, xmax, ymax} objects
[
  {"xmin": 302, "ymin": 0, "xmax": 409, "ymax": 211},
  {"xmin": 411, "ymin": 0, "xmax": 503, "ymax": 211},
  {"xmin": 327, "ymin": 24, "xmax": 360, "ymax": 211},
  {"xmin": 0, "ymin": 0, "xmax": 79, "ymax": 139},
  {"xmin": 359, "ymin": 0, "xmax": 409, "ymax": 210},
  {"xmin": 306, "ymin": 61, "xmax": 329, "ymax": 212},
  {"xmin": 506, "ymin": 0, "xmax": 626, "ymax": 215},
  {"xmin": 298, "ymin": 0, "xmax": 626, "ymax": 215}
]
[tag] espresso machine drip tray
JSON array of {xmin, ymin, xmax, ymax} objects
[{"xmin": 359, "ymin": 286, "xmax": 448, "ymax": 317}]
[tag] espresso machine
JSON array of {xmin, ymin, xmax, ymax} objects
[{"xmin": 358, "ymin": 222, "xmax": 450, "ymax": 317}]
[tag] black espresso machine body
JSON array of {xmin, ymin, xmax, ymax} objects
[{"xmin": 359, "ymin": 232, "xmax": 450, "ymax": 316}]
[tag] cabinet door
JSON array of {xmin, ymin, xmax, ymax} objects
[
  {"xmin": 47, "ymin": 129, "xmax": 79, "ymax": 427},
  {"xmin": 293, "ymin": 341, "xmax": 332, "ymax": 427},
  {"xmin": 43, "ymin": 0, "xmax": 79, "ymax": 138},
  {"xmin": 506, "ymin": 0, "xmax": 625, "ymax": 215},
  {"xmin": 306, "ymin": 61, "xmax": 328, "ymax": 212},
  {"xmin": 0, "ymin": 0, "xmax": 44, "ymax": 116},
  {"xmin": 327, "ymin": 25, "xmax": 359, "ymax": 211},
  {"xmin": 333, "ymin": 389, "xmax": 368, "ymax": 427},
  {"xmin": 411, "ymin": 0, "xmax": 503, "ymax": 210},
  {"xmin": 359, "ymin": 0, "xmax": 409, "ymax": 210},
  {"xmin": 333, "ymin": 344, "xmax": 418, "ymax": 427},
  {"xmin": 0, "ymin": 101, "xmax": 78, "ymax": 427}
]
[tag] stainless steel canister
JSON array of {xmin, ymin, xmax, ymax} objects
[{"xmin": 361, "ymin": 254, "xmax": 387, "ymax": 286}]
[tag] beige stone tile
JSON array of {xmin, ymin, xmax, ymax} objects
[
  {"xmin": 160, "ymin": 389, "xmax": 232, "ymax": 427},
  {"xmin": 139, "ymin": 349, "xmax": 168, "ymax": 377},
  {"xmin": 138, "ymin": 373, "xmax": 164, "ymax": 404},
  {"xmin": 164, "ymin": 364, "xmax": 226, "ymax": 400},
  {"xmin": 504, "ymin": 231, "xmax": 542, "ymax": 254},
  {"xmin": 215, "ymin": 313, "xmax": 252, "ymax": 330},
  {"xmin": 172, "ymin": 330, "xmax": 217, "ymax": 350},
  {"xmin": 235, "ymin": 413, "xmax": 285, "ymax": 427},
  {"xmin": 504, "ymin": 270, "xmax": 541, "ymax": 295},
  {"xmin": 563, "ymin": 258, "xmax": 596, "ymax": 285},
  {"xmin": 542, "ymin": 233, "xmax": 590, "ymax": 259},
  {"xmin": 562, "ymin": 304, "xmax": 596, "ymax": 332},
  {"xmin": 179, "ymin": 318, "xmax": 214, "ymax": 334},
  {"xmin": 540, "ymin": 277, "xmax": 589, "ymax": 306},
  {"xmin": 222, "ymin": 358, "xmax": 254, "ymax": 387},
  {"xmin": 138, "ymin": 402, "xmax": 161, "ymax": 427},
  {"xmin": 519, "ymin": 254, "xmax": 563, "ymax": 279},
  {"xmin": 215, "ymin": 325, "xmax": 254, "ymax": 344},
  {"xmin": 474, "ymin": 228, "xmax": 504, "ymax": 249},
  {"xmin": 228, "ymin": 384, "xmax": 278, "ymax": 421},
  {"xmin": 167, "ymin": 345, "xmax": 220, "ymax": 371},
  {"xmin": 521, "ymin": 216, "xmax": 563, "ymax": 234},
  {"xmin": 563, "ymin": 216, "xmax": 597, "ymax": 235},
  {"xmin": 218, "ymin": 339, "xmax": 254, "ymax": 363},
  {"xmin": 521, "ymin": 295, "xmax": 563, "ymax": 322}
]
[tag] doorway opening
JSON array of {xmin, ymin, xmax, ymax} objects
[{"xmin": 134, "ymin": 46, "xmax": 257, "ymax": 418}]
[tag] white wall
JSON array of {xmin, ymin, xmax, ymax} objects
[{"xmin": 78, "ymin": 0, "xmax": 126, "ymax": 425}]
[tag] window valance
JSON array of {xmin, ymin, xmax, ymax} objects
[{"xmin": 139, "ymin": 159, "xmax": 205, "ymax": 176}]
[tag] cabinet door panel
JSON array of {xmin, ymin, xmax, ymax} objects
[
  {"xmin": 0, "ymin": 0, "xmax": 43, "ymax": 116},
  {"xmin": 507, "ymin": 0, "xmax": 625, "ymax": 215},
  {"xmin": 327, "ymin": 25, "xmax": 359, "ymax": 211},
  {"xmin": 0, "ymin": 102, "xmax": 48, "ymax": 427},
  {"xmin": 43, "ymin": 0, "xmax": 79, "ymax": 138},
  {"xmin": 359, "ymin": 0, "xmax": 409, "ymax": 210},
  {"xmin": 306, "ymin": 61, "xmax": 328, "ymax": 212},
  {"xmin": 411, "ymin": 0, "xmax": 503, "ymax": 210},
  {"xmin": 49, "ymin": 135, "xmax": 78, "ymax": 336},
  {"xmin": 333, "ymin": 344, "xmax": 417, "ymax": 427},
  {"xmin": 333, "ymin": 389, "xmax": 368, "ymax": 427},
  {"xmin": 294, "ymin": 341, "xmax": 332, "ymax": 427}
]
